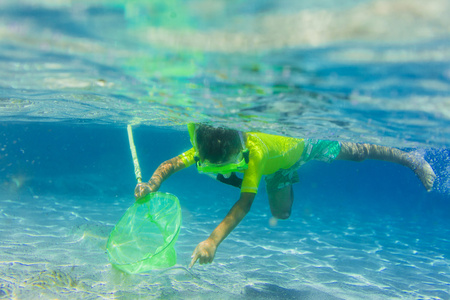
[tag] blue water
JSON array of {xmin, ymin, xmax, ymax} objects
[{"xmin": 1, "ymin": 0, "xmax": 450, "ymax": 299}]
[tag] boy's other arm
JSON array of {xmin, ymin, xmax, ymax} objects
[
  {"xmin": 189, "ymin": 192, "xmax": 256, "ymax": 267},
  {"xmin": 134, "ymin": 156, "xmax": 186, "ymax": 199}
]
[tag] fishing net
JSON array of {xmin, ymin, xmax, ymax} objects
[{"xmin": 106, "ymin": 192, "xmax": 182, "ymax": 274}]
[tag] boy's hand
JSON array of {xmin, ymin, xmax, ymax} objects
[
  {"xmin": 134, "ymin": 182, "xmax": 154, "ymax": 200},
  {"xmin": 189, "ymin": 238, "xmax": 217, "ymax": 268}
]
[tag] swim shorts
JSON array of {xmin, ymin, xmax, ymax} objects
[{"xmin": 264, "ymin": 139, "xmax": 341, "ymax": 192}]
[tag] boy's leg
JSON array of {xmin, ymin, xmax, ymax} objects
[
  {"xmin": 265, "ymin": 165, "xmax": 299, "ymax": 220},
  {"xmin": 268, "ymin": 185, "xmax": 294, "ymax": 220},
  {"xmin": 337, "ymin": 142, "xmax": 436, "ymax": 191}
]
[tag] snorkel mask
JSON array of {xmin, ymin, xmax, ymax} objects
[{"xmin": 188, "ymin": 123, "xmax": 249, "ymax": 175}]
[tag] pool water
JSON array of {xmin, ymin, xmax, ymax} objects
[{"xmin": 1, "ymin": 0, "xmax": 449, "ymax": 299}]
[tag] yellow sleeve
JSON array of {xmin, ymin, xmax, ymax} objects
[{"xmin": 178, "ymin": 147, "xmax": 196, "ymax": 167}]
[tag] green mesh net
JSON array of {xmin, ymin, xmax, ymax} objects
[{"xmin": 106, "ymin": 192, "xmax": 182, "ymax": 274}]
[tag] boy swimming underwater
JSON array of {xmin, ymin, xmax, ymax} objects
[{"xmin": 134, "ymin": 124, "xmax": 436, "ymax": 268}]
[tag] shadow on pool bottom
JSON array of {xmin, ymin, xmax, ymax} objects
[{"xmin": 243, "ymin": 283, "xmax": 342, "ymax": 300}]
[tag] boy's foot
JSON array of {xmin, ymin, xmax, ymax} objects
[{"xmin": 407, "ymin": 153, "xmax": 436, "ymax": 191}]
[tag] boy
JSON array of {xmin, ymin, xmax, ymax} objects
[{"xmin": 134, "ymin": 124, "xmax": 436, "ymax": 268}]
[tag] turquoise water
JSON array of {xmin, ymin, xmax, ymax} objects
[{"xmin": 1, "ymin": 0, "xmax": 450, "ymax": 299}]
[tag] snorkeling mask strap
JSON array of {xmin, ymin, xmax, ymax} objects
[
  {"xmin": 242, "ymin": 148, "xmax": 249, "ymax": 164},
  {"xmin": 238, "ymin": 132, "xmax": 249, "ymax": 164}
]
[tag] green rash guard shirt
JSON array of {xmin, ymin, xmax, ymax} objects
[{"xmin": 178, "ymin": 132, "xmax": 305, "ymax": 194}]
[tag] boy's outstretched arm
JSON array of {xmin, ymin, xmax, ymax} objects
[
  {"xmin": 189, "ymin": 192, "xmax": 256, "ymax": 268},
  {"xmin": 134, "ymin": 156, "xmax": 186, "ymax": 200}
]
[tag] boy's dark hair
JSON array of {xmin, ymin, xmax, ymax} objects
[{"xmin": 196, "ymin": 124, "xmax": 242, "ymax": 163}]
